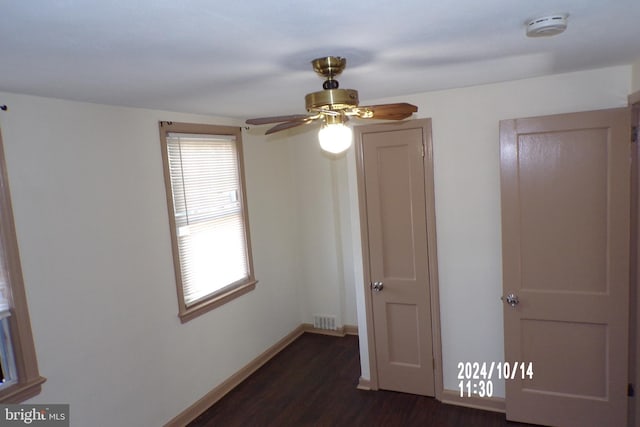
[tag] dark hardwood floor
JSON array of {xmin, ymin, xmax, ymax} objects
[{"xmin": 189, "ymin": 333, "xmax": 541, "ymax": 427}]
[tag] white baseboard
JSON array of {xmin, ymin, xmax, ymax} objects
[{"xmin": 357, "ymin": 377, "xmax": 373, "ymax": 391}]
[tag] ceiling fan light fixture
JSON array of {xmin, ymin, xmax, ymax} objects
[{"xmin": 318, "ymin": 116, "xmax": 352, "ymax": 154}]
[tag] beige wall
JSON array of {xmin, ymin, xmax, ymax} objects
[
  {"xmin": 343, "ymin": 65, "xmax": 632, "ymax": 396},
  {"xmin": 633, "ymin": 59, "xmax": 640, "ymax": 93},
  {"xmin": 0, "ymin": 94, "xmax": 302, "ymax": 426},
  {"xmin": 0, "ymin": 63, "xmax": 633, "ymax": 424},
  {"xmin": 278, "ymin": 127, "xmax": 358, "ymax": 329}
]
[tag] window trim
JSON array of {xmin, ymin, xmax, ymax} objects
[
  {"xmin": 0, "ymin": 130, "xmax": 45, "ymax": 402},
  {"xmin": 159, "ymin": 122, "xmax": 256, "ymax": 323}
]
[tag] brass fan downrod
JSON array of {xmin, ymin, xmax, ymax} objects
[{"xmin": 306, "ymin": 56, "xmax": 359, "ymax": 112}]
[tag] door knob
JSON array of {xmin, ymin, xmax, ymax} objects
[
  {"xmin": 501, "ymin": 293, "xmax": 519, "ymax": 307},
  {"xmin": 371, "ymin": 281, "xmax": 384, "ymax": 292}
]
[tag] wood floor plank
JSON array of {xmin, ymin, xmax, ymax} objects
[{"xmin": 189, "ymin": 333, "xmax": 541, "ymax": 427}]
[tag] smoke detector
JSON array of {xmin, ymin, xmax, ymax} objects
[{"xmin": 526, "ymin": 14, "xmax": 568, "ymax": 37}]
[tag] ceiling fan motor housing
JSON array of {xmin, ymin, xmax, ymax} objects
[{"xmin": 305, "ymin": 89, "xmax": 359, "ymax": 112}]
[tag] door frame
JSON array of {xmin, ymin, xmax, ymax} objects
[
  {"xmin": 354, "ymin": 118, "xmax": 444, "ymax": 400},
  {"xmin": 629, "ymin": 91, "xmax": 640, "ymax": 427}
]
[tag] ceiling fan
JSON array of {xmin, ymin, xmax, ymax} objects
[{"xmin": 245, "ymin": 56, "xmax": 418, "ymax": 153}]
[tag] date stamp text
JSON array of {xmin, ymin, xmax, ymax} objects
[{"xmin": 457, "ymin": 361, "xmax": 534, "ymax": 398}]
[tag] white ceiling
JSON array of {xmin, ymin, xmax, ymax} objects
[{"xmin": 1, "ymin": 1, "xmax": 639, "ymax": 119}]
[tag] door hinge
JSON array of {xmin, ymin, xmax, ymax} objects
[
  {"xmin": 632, "ymin": 126, "xmax": 638, "ymax": 143},
  {"xmin": 629, "ymin": 383, "xmax": 635, "ymax": 397},
  {"xmin": 432, "ymin": 358, "xmax": 436, "ymax": 370},
  {"xmin": 421, "ymin": 143, "xmax": 425, "ymax": 158}
]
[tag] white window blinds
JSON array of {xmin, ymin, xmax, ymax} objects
[{"xmin": 166, "ymin": 132, "xmax": 250, "ymax": 306}]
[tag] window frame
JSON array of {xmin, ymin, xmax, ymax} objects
[
  {"xmin": 159, "ymin": 122, "xmax": 256, "ymax": 323},
  {"xmin": 0, "ymin": 129, "xmax": 45, "ymax": 402}
]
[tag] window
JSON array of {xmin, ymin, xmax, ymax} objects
[
  {"xmin": 0, "ymin": 129, "xmax": 45, "ymax": 402},
  {"xmin": 159, "ymin": 122, "xmax": 256, "ymax": 322}
]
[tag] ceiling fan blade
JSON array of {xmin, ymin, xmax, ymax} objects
[
  {"xmin": 357, "ymin": 103, "xmax": 418, "ymax": 120},
  {"xmin": 265, "ymin": 118, "xmax": 318, "ymax": 135},
  {"xmin": 246, "ymin": 114, "xmax": 311, "ymax": 125}
]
